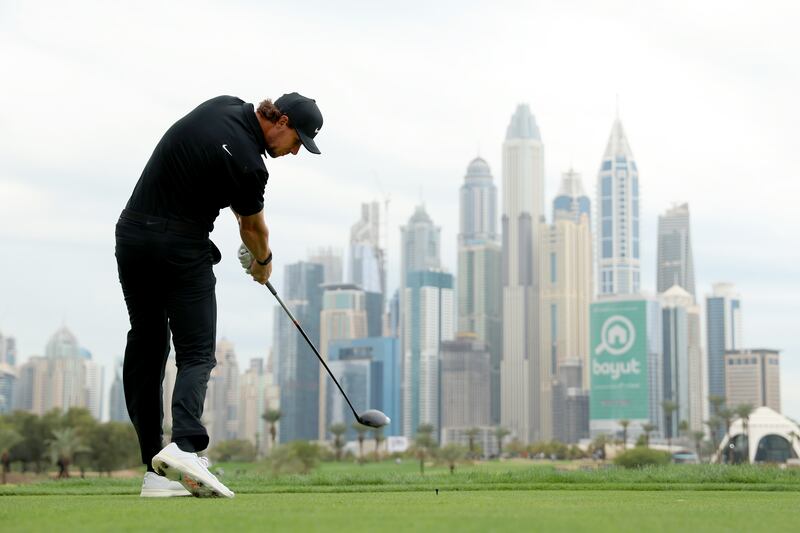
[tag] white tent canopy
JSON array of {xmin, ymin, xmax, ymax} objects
[{"xmin": 713, "ymin": 407, "xmax": 800, "ymax": 464}]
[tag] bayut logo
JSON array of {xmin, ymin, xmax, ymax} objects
[
  {"xmin": 593, "ymin": 315, "xmax": 640, "ymax": 380},
  {"xmin": 595, "ymin": 315, "xmax": 636, "ymax": 356}
]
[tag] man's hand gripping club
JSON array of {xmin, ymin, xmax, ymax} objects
[{"xmin": 233, "ymin": 209, "xmax": 272, "ymax": 284}]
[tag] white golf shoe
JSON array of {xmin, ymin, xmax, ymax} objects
[
  {"xmin": 151, "ymin": 443, "xmax": 234, "ymax": 498},
  {"xmin": 140, "ymin": 471, "xmax": 192, "ymax": 498}
]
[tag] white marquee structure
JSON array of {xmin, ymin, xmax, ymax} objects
[{"xmin": 713, "ymin": 407, "xmax": 800, "ymax": 464}]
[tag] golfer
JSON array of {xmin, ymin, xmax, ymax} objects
[{"xmin": 115, "ymin": 93, "xmax": 323, "ymax": 498}]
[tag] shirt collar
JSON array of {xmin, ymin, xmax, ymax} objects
[{"xmin": 243, "ymin": 103, "xmax": 268, "ymax": 154}]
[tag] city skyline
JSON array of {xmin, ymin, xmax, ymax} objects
[{"xmin": 1, "ymin": 1, "xmax": 797, "ymax": 421}]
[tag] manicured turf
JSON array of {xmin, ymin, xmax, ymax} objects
[
  {"xmin": 4, "ymin": 462, "xmax": 800, "ymax": 495},
  {"xmin": 1, "ymin": 491, "xmax": 799, "ymax": 532}
]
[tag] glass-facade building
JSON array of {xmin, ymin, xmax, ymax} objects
[
  {"xmin": 402, "ymin": 270, "xmax": 455, "ymax": 439},
  {"xmin": 327, "ymin": 336, "xmax": 401, "ymax": 438},
  {"xmin": 597, "ymin": 118, "xmax": 640, "ymax": 297},
  {"xmin": 657, "ymin": 203, "xmax": 696, "ymax": 299},
  {"xmin": 458, "ymin": 157, "xmax": 502, "ymax": 424},
  {"xmin": 274, "ymin": 261, "xmax": 324, "ymax": 443},
  {"xmin": 706, "ymin": 283, "xmax": 742, "ymax": 401}
]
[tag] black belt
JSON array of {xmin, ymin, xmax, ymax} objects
[{"xmin": 119, "ymin": 209, "xmax": 209, "ymax": 238}]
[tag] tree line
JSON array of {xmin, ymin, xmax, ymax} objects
[{"xmin": 0, "ymin": 408, "xmax": 140, "ymax": 483}]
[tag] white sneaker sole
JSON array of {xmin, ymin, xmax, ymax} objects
[
  {"xmin": 140, "ymin": 487, "xmax": 192, "ymax": 498},
  {"xmin": 151, "ymin": 454, "xmax": 234, "ymax": 499}
]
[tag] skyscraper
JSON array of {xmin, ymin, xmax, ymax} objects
[
  {"xmin": 238, "ymin": 357, "xmax": 278, "ymax": 456},
  {"xmin": 402, "ymin": 270, "xmax": 455, "ymax": 439},
  {"xmin": 308, "ymin": 247, "xmax": 344, "ymax": 285},
  {"xmin": 350, "ymin": 202, "xmax": 385, "ymax": 294},
  {"xmin": 660, "ymin": 285, "xmax": 705, "ymax": 438},
  {"xmin": 597, "ymin": 116, "xmax": 641, "ymax": 297},
  {"xmin": 657, "ymin": 203, "xmax": 696, "ymax": 299},
  {"xmin": 108, "ymin": 359, "xmax": 128, "ymax": 423},
  {"xmin": 706, "ymin": 283, "xmax": 743, "ymax": 402},
  {"xmin": 206, "ymin": 339, "xmax": 240, "ymax": 446},
  {"xmin": 400, "ymin": 205, "xmax": 441, "ymax": 288},
  {"xmin": 15, "ymin": 356, "xmax": 48, "ymax": 414},
  {"xmin": 440, "ymin": 333, "xmax": 491, "ymax": 430},
  {"xmin": 501, "ymin": 104, "xmax": 545, "ymax": 443},
  {"xmin": 349, "ymin": 202, "xmax": 386, "ymax": 338},
  {"xmin": 458, "ymin": 157, "xmax": 502, "ymax": 423},
  {"xmin": 724, "ymin": 349, "xmax": 781, "ymax": 412},
  {"xmin": 553, "ymin": 168, "xmax": 591, "ymax": 223},
  {"xmin": 328, "ymin": 337, "xmax": 401, "ymax": 437},
  {"xmin": 274, "ymin": 261, "xmax": 324, "ymax": 442},
  {"xmin": 0, "ymin": 332, "xmax": 16, "ymax": 413},
  {"xmin": 16, "ymin": 326, "xmax": 102, "ymax": 418},
  {"xmin": 318, "ymin": 283, "xmax": 368, "ymax": 439},
  {"xmin": 541, "ymin": 170, "xmax": 593, "ymax": 386},
  {"xmin": 459, "ymin": 157, "xmax": 498, "ymax": 243},
  {"xmin": 541, "ymin": 170, "xmax": 593, "ymax": 440}
]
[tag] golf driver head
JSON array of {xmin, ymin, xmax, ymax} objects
[{"xmin": 358, "ymin": 409, "xmax": 391, "ymax": 428}]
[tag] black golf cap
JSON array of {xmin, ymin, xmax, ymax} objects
[{"xmin": 274, "ymin": 92, "xmax": 323, "ymax": 154}]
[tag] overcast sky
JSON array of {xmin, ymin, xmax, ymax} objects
[{"xmin": 1, "ymin": 0, "xmax": 798, "ymax": 420}]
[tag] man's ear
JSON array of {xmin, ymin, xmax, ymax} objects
[{"xmin": 278, "ymin": 115, "xmax": 290, "ymax": 127}]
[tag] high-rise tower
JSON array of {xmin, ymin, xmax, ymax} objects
[
  {"xmin": 597, "ymin": 117, "xmax": 640, "ymax": 296},
  {"xmin": 458, "ymin": 157, "xmax": 502, "ymax": 423},
  {"xmin": 501, "ymin": 104, "xmax": 546, "ymax": 443},
  {"xmin": 657, "ymin": 203, "xmax": 696, "ymax": 299},
  {"xmin": 274, "ymin": 261, "xmax": 324, "ymax": 442},
  {"xmin": 400, "ymin": 205, "xmax": 441, "ymax": 288},
  {"xmin": 553, "ymin": 168, "xmax": 591, "ymax": 223},
  {"xmin": 540, "ymin": 169, "xmax": 593, "ymax": 437},
  {"xmin": 706, "ymin": 283, "xmax": 743, "ymax": 402},
  {"xmin": 402, "ymin": 270, "xmax": 455, "ymax": 439},
  {"xmin": 349, "ymin": 202, "xmax": 386, "ymax": 337}
]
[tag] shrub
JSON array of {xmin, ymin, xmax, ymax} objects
[
  {"xmin": 210, "ymin": 439, "xmax": 257, "ymax": 463},
  {"xmin": 614, "ymin": 447, "xmax": 672, "ymax": 468},
  {"xmin": 267, "ymin": 441, "xmax": 321, "ymax": 475}
]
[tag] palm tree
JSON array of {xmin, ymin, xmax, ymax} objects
[
  {"xmin": 692, "ymin": 431, "xmax": 705, "ymax": 463},
  {"xmin": 718, "ymin": 408, "xmax": 734, "ymax": 464},
  {"xmin": 414, "ymin": 424, "xmax": 436, "ymax": 475},
  {"xmin": 261, "ymin": 409, "xmax": 281, "ymax": 451},
  {"xmin": 678, "ymin": 420, "xmax": 690, "ymax": 441},
  {"xmin": 661, "ymin": 401, "xmax": 678, "ymax": 452},
  {"xmin": 371, "ymin": 427, "xmax": 385, "ymax": 462},
  {"xmin": 47, "ymin": 428, "xmax": 88, "ymax": 479},
  {"xmin": 641, "ymin": 423, "xmax": 656, "ymax": 448},
  {"xmin": 704, "ymin": 416, "xmax": 721, "ymax": 460},
  {"xmin": 708, "ymin": 395, "xmax": 726, "ymax": 445},
  {"xmin": 619, "ymin": 420, "xmax": 630, "ymax": 451},
  {"xmin": 734, "ymin": 404, "xmax": 754, "ymax": 464},
  {"xmin": 439, "ymin": 444, "xmax": 467, "ymax": 474},
  {"xmin": 352, "ymin": 422, "xmax": 368, "ymax": 462},
  {"xmin": 708, "ymin": 395, "xmax": 725, "ymax": 411},
  {"xmin": 0, "ymin": 427, "xmax": 22, "ymax": 485},
  {"xmin": 329, "ymin": 423, "xmax": 347, "ymax": 461},
  {"xmin": 494, "ymin": 427, "xmax": 510, "ymax": 457},
  {"xmin": 465, "ymin": 427, "xmax": 480, "ymax": 459}
]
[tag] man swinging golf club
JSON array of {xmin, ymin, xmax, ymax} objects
[{"xmin": 115, "ymin": 92, "xmax": 323, "ymax": 498}]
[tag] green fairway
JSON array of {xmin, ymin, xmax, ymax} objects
[{"xmin": 1, "ymin": 491, "xmax": 799, "ymax": 532}]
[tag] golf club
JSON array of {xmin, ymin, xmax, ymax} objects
[{"xmin": 266, "ymin": 281, "xmax": 391, "ymax": 429}]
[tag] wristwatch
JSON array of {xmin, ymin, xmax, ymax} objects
[{"xmin": 256, "ymin": 252, "xmax": 273, "ymax": 266}]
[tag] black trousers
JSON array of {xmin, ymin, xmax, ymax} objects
[{"xmin": 115, "ymin": 211, "xmax": 220, "ymax": 465}]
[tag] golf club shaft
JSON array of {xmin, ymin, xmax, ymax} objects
[{"xmin": 266, "ymin": 281, "xmax": 362, "ymax": 424}]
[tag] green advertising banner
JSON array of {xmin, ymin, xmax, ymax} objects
[{"xmin": 590, "ymin": 300, "xmax": 649, "ymax": 420}]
